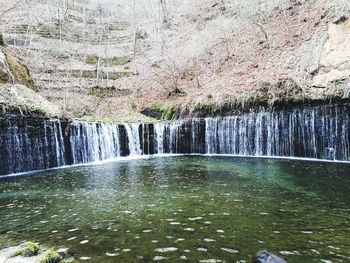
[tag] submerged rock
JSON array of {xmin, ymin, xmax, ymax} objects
[{"xmin": 252, "ymin": 251, "xmax": 287, "ymax": 263}]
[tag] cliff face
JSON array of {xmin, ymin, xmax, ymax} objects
[
  {"xmin": 0, "ymin": 0, "xmax": 349, "ymax": 119},
  {"xmin": 313, "ymin": 19, "xmax": 350, "ymax": 88}
]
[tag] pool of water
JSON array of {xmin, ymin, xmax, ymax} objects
[{"xmin": 1, "ymin": 156, "xmax": 350, "ymax": 262}]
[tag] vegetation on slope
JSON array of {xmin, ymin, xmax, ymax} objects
[{"xmin": 0, "ymin": 0, "xmax": 349, "ymax": 119}]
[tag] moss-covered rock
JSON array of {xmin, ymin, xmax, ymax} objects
[
  {"xmin": 10, "ymin": 242, "xmax": 40, "ymax": 257},
  {"xmin": 141, "ymin": 104, "xmax": 176, "ymax": 120},
  {"xmin": 3, "ymin": 50, "xmax": 37, "ymax": 91},
  {"xmin": 39, "ymin": 249, "xmax": 61, "ymax": 263}
]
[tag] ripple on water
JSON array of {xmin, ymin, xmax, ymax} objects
[
  {"xmin": 301, "ymin": 231, "xmax": 313, "ymax": 234},
  {"xmin": 279, "ymin": 250, "xmax": 300, "ymax": 256},
  {"xmin": 188, "ymin": 217, "xmax": 203, "ymax": 221},
  {"xmin": 153, "ymin": 256, "xmax": 166, "ymax": 261},
  {"xmin": 155, "ymin": 247, "xmax": 178, "ymax": 253},
  {"xmin": 220, "ymin": 248, "xmax": 239, "ymax": 254}
]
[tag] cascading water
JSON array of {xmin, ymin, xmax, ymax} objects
[
  {"xmin": 79, "ymin": 102, "xmax": 328, "ymax": 163},
  {"xmin": 70, "ymin": 122, "xmax": 121, "ymax": 164},
  {"xmin": 1, "ymin": 103, "xmax": 350, "ymax": 176},
  {"xmin": 0, "ymin": 118, "xmax": 65, "ymax": 175},
  {"xmin": 202, "ymin": 105, "xmax": 350, "ymax": 160},
  {"xmin": 154, "ymin": 123, "xmax": 165, "ymax": 154},
  {"xmin": 124, "ymin": 123, "xmax": 142, "ymax": 156}
]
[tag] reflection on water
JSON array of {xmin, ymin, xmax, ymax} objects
[{"xmin": 0, "ymin": 156, "xmax": 350, "ymax": 263}]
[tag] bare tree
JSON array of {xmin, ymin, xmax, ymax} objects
[
  {"xmin": 245, "ymin": 0, "xmax": 270, "ymax": 48},
  {"xmin": 158, "ymin": 0, "xmax": 169, "ymax": 24},
  {"xmin": 0, "ymin": 0, "xmax": 24, "ymax": 18}
]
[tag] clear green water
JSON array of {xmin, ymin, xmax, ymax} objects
[{"xmin": 1, "ymin": 156, "xmax": 350, "ymax": 262}]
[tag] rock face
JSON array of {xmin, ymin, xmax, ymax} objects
[
  {"xmin": 313, "ymin": 18, "xmax": 350, "ymax": 87},
  {"xmin": 0, "ymin": 84, "xmax": 60, "ymax": 116}
]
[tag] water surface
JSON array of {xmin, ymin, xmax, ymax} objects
[{"xmin": 1, "ymin": 156, "xmax": 350, "ymax": 262}]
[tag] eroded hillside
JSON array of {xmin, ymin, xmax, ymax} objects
[{"xmin": 0, "ymin": 0, "xmax": 349, "ymax": 120}]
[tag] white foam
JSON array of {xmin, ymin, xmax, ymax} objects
[{"xmin": 154, "ymin": 247, "xmax": 178, "ymax": 253}]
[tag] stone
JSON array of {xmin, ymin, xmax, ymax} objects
[
  {"xmin": 39, "ymin": 249, "xmax": 61, "ymax": 263},
  {"xmin": 313, "ymin": 18, "xmax": 350, "ymax": 87},
  {"xmin": 253, "ymin": 251, "xmax": 288, "ymax": 263},
  {"xmin": 11, "ymin": 242, "xmax": 40, "ymax": 257}
]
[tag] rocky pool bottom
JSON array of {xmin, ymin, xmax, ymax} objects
[{"xmin": 0, "ymin": 156, "xmax": 350, "ymax": 263}]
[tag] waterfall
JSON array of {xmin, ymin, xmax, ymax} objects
[
  {"xmin": 70, "ymin": 122, "xmax": 121, "ymax": 164},
  {"xmin": 124, "ymin": 123, "xmax": 142, "ymax": 156},
  {"xmin": 0, "ymin": 118, "xmax": 66, "ymax": 175},
  {"xmin": 154, "ymin": 123, "xmax": 165, "ymax": 154},
  {"xmin": 1, "ymin": 103, "xmax": 350, "ymax": 176},
  {"xmin": 52, "ymin": 120, "xmax": 66, "ymax": 166},
  {"xmin": 203, "ymin": 105, "xmax": 350, "ymax": 160}
]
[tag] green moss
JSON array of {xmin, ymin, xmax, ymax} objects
[
  {"xmin": 85, "ymin": 56, "xmax": 99, "ymax": 65},
  {"xmin": 6, "ymin": 104, "xmax": 45, "ymax": 115},
  {"xmin": 161, "ymin": 106, "xmax": 175, "ymax": 120},
  {"xmin": 72, "ymin": 70, "xmax": 96, "ymax": 79},
  {"xmin": 5, "ymin": 53, "xmax": 37, "ymax": 91},
  {"xmin": 84, "ymin": 56, "xmax": 130, "ymax": 66},
  {"xmin": 142, "ymin": 104, "xmax": 176, "ymax": 121},
  {"xmin": 11, "ymin": 242, "xmax": 40, "ymax": 257},
  {"xmin": 72, "ymin": 70, "xmax": 129, "ymax": 80},
  {"xmin": 110, "ymin": 56, "xmax": 130, "ymax": 66},
  {"xmin": 39, "ymin": 249, "xmax": 61, "ymax": 263}
]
